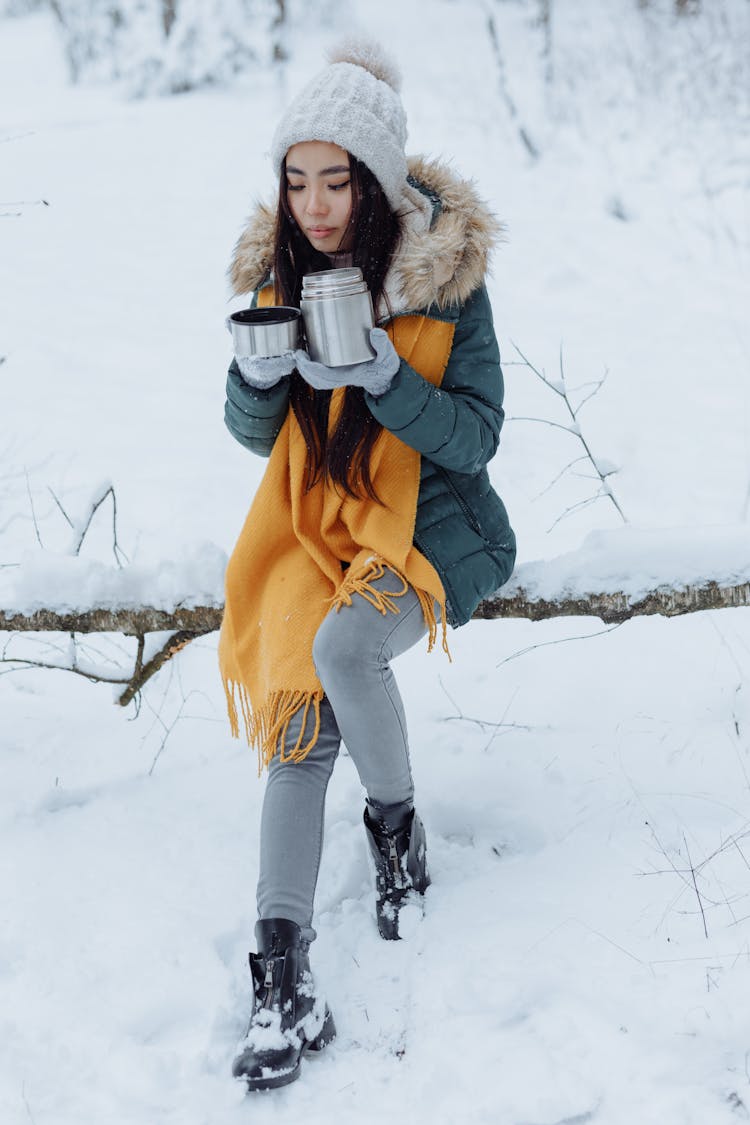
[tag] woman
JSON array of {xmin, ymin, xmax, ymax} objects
[{"xmin": 220, "ymin": 39, "xmax": 515, "ymax": 1090}]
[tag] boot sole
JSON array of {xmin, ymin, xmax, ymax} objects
[{"xmin": 240, "ymin": 1009, "xmax": 336, "ymax": 1092}]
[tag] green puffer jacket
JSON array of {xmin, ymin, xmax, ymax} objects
[{"xmin": 224, "ymin": 157, "xmax": 516, "ymax": 627}]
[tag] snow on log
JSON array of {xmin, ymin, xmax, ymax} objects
[
  {"xmin": 1, "ymin": 582, "xmax": 749, "ymax": 636},
  {"xmin": 1, "ymin": 526, "xmax": 749, "ymax": 634}
]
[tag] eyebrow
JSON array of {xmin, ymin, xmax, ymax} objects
[{"xmin": 286, "ymin": 164, "xmax": 350, "ymax": 176}]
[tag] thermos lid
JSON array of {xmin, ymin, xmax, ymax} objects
[
  {"xmin": 229, "ymin": 306, "xmax": 300, "ymax": 325},
  {"xmin": 301, "ymin": 267, "xmax": 369, "ymax": 300}
]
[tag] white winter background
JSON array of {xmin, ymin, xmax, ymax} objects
[{"xmin": 2, "ymin": 1, "xmax": 750, "ymax": 1123}]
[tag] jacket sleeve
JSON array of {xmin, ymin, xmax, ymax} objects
[
  {"xmin": 364, "ymin": 284, "xmax": 504, "ymax": 476},
  {"xmin": 224, "ymin": 359, "xmax": 290, "ymax": 457}
]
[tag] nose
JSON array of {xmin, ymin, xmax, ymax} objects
[{"xmin": 305, "ymin": 185, "xmax": 328, "ymax": 217}]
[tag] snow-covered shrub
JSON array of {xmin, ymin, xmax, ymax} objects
[
  {"xmin": 494, "ymin": 0, "xmax": 749, "ymax": 156},
  {"xmin": 48, "ymin": 0, "xmax": 283, "ymax": 95},
  {"xmin": 0, "ymin": 0, "xmax": 45, "ymax": 14},
  {"xmin": 550, "ymin": 0, "xmax": 750, "ymax": 132}
]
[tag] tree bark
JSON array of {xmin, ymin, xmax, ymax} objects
[
  {"xmin": 473, "ymin": 579, "xmax": 750, "ymax": 624},
  {"xmin": 2, "ymin": 578, "xmax": 749, "ymax": 637}
]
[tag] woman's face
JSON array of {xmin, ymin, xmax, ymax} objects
[{"xmin": 285, "ymin": 141, "xmax": 354, "ymax": 254}]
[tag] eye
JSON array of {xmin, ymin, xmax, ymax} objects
[
  {"xmin": 286, "ymin": 182, "xmax": 305, "ymax": 192},
  {"xmin": 329, "ymin": 180, "xmax": 351, "ymax": 192}
]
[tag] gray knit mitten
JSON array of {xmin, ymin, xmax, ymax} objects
[
  {"xmin": 294, "ymin": 328, "xmax": 400, "ymax": 397},
  {"xmin": 236, "ymin": 352, "xmax": 296, "ymax": 389}
]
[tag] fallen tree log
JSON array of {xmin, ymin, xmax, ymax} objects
[
  {"xmin": 3, "ymin": 523, "xmax": 749, "ymax": 703},
  {"xmin": 2, "ymin": 578, "xmax": 750, "ymax": 637}
]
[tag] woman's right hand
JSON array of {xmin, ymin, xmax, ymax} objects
[{"xmin": 235, "ymin": 352, "xmax": 296, "ymax": 389}]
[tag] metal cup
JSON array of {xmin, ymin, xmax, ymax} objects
[
  {"xmin": 226, "ymin": 306, "xmax": 301, "ymax": 358},
  {"xmin": 300, "ymin": 268, "xmax": 375, "ymax": 367}
]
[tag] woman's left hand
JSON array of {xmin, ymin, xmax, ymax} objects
[{"xmin": 294, "ymin": 328, "xmax": 400, "ymax": 397}]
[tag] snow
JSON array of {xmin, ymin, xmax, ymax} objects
[
  {"xmin": 502, "ymin": 524, "xmax": 750, "ymax": 603},
  {"xmin": 3, "ymin": 523, "xmax": 749, "ymax": 619},
  {"xmin": 2, "ymin": 3, "xmax": 750, "ymax": 1124},
  {"xmin": 0, "ymin": 542, "xmax": 227, "ymax": 615}
]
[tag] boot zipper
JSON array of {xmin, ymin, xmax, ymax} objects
[
  {"xmin": 388, "ymin": 838, "xmax": 403, "ymax": 887},
  {"xmin": 262, "ymin": 959, "xmax": 275, "ymax": 1009}
]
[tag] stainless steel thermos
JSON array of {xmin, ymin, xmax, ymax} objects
[
  {"xmin": 227, "ymin": 268, "xmax": 375, "ymax": 368},
  {"xmin": 226, "ymin": 306, "xmax": 301, "ymax": 358},
  {"xmin": 300, "ymin": 268, "xmax": 375, "ymax": 367}
]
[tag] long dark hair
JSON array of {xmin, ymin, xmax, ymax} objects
[{"xmin": 272, "ymin": 154, "xmax": 401, "ymax": 500}]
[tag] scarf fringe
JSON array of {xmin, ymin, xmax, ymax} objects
[
  {"xmin": 331, "ymin": 555, "xmax": 451, "ymax": 659},
  {"xmin": 223, "ymin": 677, "xmax": 324, "ymax": 776},
  {"xmin": 222, "ymin": 556, "xmax": 450, "ymax": 776}
]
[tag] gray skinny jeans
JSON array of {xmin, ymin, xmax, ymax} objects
[{"xmin": 256, "ymin": 570, "xmax": 429, "ymax": 943}]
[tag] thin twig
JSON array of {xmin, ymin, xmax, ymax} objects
[
  {"xmin": 733, "ymin": 839, "xmax": 750, "ymax": 875},
  {"xmin": 24, "ymin": 471, "xmax": 43, "ymax": 547},
  {"xmin": 73, "ymin": 484, "xmax": 128, "ymax": 566},
  {"xmin": 506, "ymin": 415, "xmax": 580, "ymax": 436},
  {"xmin": 0, "ymin": 655, "xmax": 129, "ymax": 685},
  {"xmin": 532, "ymin": 454, "xmax": 588, "ymax": 501},
  {"xmin": 546, "ymin": 489, "xmax": 608, "ymax": 532},
  {"xmin": 484, "ymin": 8, "xmax": 540, "ymax": 159},
  {"xmin": 495, "ymin": 622, "xmax": 623, "ymax": 669},
  {"xmin": 0, "ymin": 130, "xmax": 35, "ymax": 143},
  {"xmin": 149, "ymin": 693, "xmax": 188, "ymax": 776},
  {"xmin": 47, "ymin": 486, "xmax": 74, "ymax": 529},
  {"xmin": 21, "ymin": 1083, "xmax": 37, "ymax": 1125},
  {"xmin": 510, "ymin": 340, "xmax": 628, "ymax": 524},
  {"xmin": 683, "ymin": 833, "xmax": 709, "ymax": 939},
  {"xmin": 443, "ymin": 713, "xmax": 531, "ymax": 732},
  {"xmin": 1, "ymin": 199, "xmax": 49, "ymax": 207},
  {"xmin": 575, "ymin": 373, "xmax": 609, "ymax": 413}
]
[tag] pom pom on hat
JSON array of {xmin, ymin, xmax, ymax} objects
[
  {"xmin": 270, "ymin": 37, "xmax": 409, "ymax": 212},
  {"xmin": 326, "ymin": 35, "xmax": 402, "ymax": 92}
]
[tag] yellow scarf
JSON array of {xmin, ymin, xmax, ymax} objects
[{"xmin": 219, "ymin": 294, "xmax": 455, "ymax": 772}]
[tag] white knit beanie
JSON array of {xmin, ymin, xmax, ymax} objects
[{"xmin": 270, "ymin": 38, "xmax": 409, "ymax": 213}]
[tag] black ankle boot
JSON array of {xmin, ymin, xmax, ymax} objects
[
  {"xmin": 232, "ymin": 918, "xmax": 336, "ymax": 1091},
  {"xmin": 363, "ymin": 806, "xmax": 431, "ymax": 941}
]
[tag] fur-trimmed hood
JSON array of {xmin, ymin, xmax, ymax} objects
[{"xmin": 228, "ymin": 156, "xmax": 503, "ymax": 317}]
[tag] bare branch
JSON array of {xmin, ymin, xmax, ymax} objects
[
  {"xmin": 117, "ymin": 631, "xmax": 197, "ymax": 707},
  {"xmin": 73, "ymin": 485, "xmax": 128, "ymax": 566},
  {"xmin": 0, "ymin": 655, "xmax": 130, "ymax": 686},
  {"xmin": 684, "ymin": 833, "xmax": 710, "ymax": 939},
  {"xmin": 575, "ymin": 370, "xmax": 609, "ymax": 414},
  {"xmin": 47, "ymin": 487, "xmax": 74, "ymax": 529},
  {"xmin": 24, "ymin": 471, "xmax": 43, "ymax": 548},
  {"xmin": 510, "ymin": 342, "xmax": 628, "ymax": 524},
  {"xmin": 0, "ymin": 199, "xmax": 49, "ymax": 208},
  {"xmin": 532, "ymin": 455, "xmax": 589, "ymax": 501},
  {"xmin": 546, "ymin": 489, "xmax": 607, "ymax": 532},
  {"xmin": 0, "ymin": 131, "xmax": 35, "ymax": 144},
  {"xmin": 495, "ymin": 622, "xmax": 624, "ymax": 669},
  {"xmin": 510, "ymin": 340, "xmax": 563, "ymax": 396},
  {"xmin": 506, "ymin": 415, "xmax": 581, "ymax": 436},
  {"xmin": 484, "ymin": 10, "xmax": 540, "ymax": 160}
]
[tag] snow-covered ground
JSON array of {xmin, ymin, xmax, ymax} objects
[{"xmin": 2, "ymin": 3, "xmax": 750, "ymax": 1122}]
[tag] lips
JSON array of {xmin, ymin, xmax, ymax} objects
[{"xmin": 307, "ymin": 227, "xmax": 335, "ymax": 237}]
